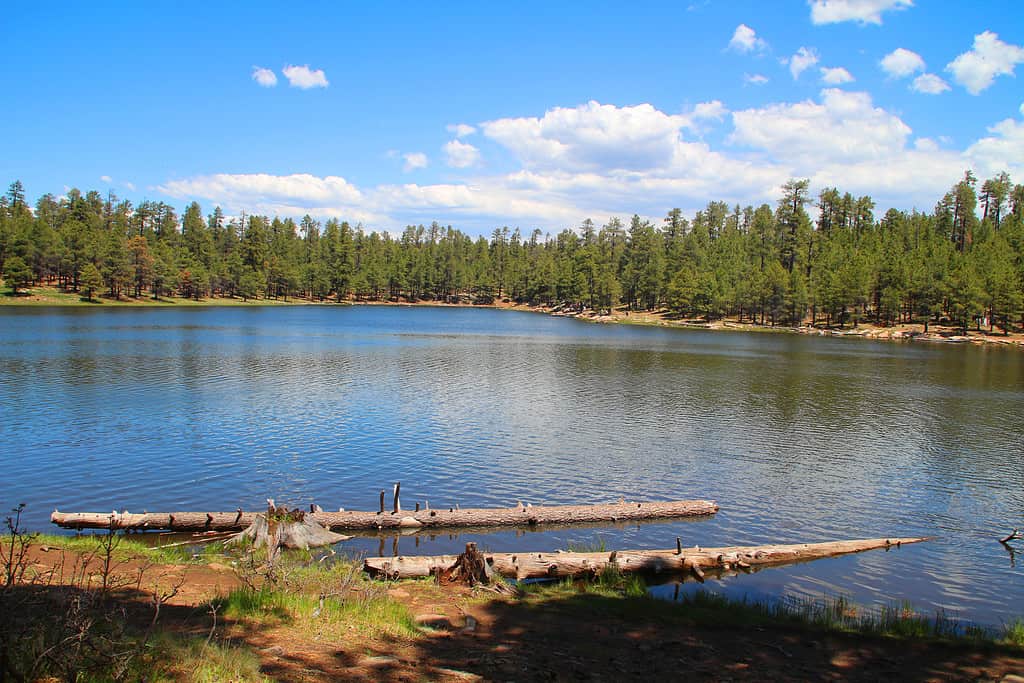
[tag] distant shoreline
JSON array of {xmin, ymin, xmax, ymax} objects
[{"xmin": 3, "ymin": 284, "xmax": 1021, "ymax": 349}]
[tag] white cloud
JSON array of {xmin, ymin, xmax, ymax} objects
[
  {"xmin": 820, "ymin": 66, "xmax": 855, "ymax": 84},
  {"xmin": 731, "ymin": 89, "xmax": 912, "ymax": 165},
  {"xmin": 911, "ymin": 73, "xmax": 950, "ymax": 94},
  {"xmin": 282, "ymin": 64, "xmax": 329, "ymax": 89},
  {"xmin": 446, "ymin": 123, "xmax": 477, "ymax": 138},
  {"xmin": 124, "ymin": 182, "xmax": 136, "ymax": 192},
  {"xmin": 964, "ymin": 118, "xmax": 1024, "ymax": 177},
  {"xmin": 728, "ymin": 24, "xmax": 767, "ymax": 54},
  {"xmin": 1020, "ymin": 102, "xmax": 1024, "ymax": 116},
  {"xmin": 402, "ymin": 152, "xmax": 428, "ymax": 172},
  {"xmin": 809, "ymin": 0, "xmax": 913, "ymax": 25},
  {"xmin": 947, "ymin": 31, "xmax": 1024, "ymax": 95},
  {"xmin": 880, "ymin": 48, "xmax": 925, "ymax": 78},
  {"xmin": 100, "ymin": 175, "xmax": 112, "ymax": 183},
  {"xmin": 252, "ymin": 66, "xmax": 278, "ymax": 87},
  {"xmin": 788, "ymin": 47, "xmax": 819, "ymax": 80},
  {"xmin": 744, "ymin": 73, "xmax": 769, "ymax": 85},
  {"xmin": 693, "ymin": 100, "xmax": 728, "ymax": 121},
  {"xmin": 154, "ymin": 95, "xmax": 1024, "ymax": 234},
  {"xmin": 444, "ymin": 140, "xmax": 481, "ymax": 168},
  {"xmin": 159, "ymin": 173, "xmax": 363, "ymax": 211},
  {"xmin": 481, "ymin": 100, "xmax": 695, "ymax": 172}
]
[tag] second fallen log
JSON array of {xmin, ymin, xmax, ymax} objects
[{"xmin": 363, "ymin": 537, "xmax": 932, "ymax": 580}]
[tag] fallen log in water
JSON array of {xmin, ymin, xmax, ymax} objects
[
  {"xmin": 363, "ymin": 537, "xmax": 931, "ymax": 580},
  {"xmin": 50, "ymin": 498, "xmax": 719, "ymax": 533}
]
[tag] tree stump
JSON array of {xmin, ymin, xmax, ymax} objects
[
  {"xmin": 436, "ymin": 542, "xmax": 509, "ymax": 592},
  {"xmin": 230, "ymin": 504, "xmax": 349, "ymax": 551}
]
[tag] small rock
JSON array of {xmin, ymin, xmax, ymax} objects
[
  {"xmin": 462, "ymin": 615, "xmax": 478, "ymax": 633},
  {"xmin": 260, "ymin": 645, "xmax": 285, "ymax": 656}
]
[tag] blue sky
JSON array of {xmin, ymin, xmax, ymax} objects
[{"xmin": 3, "ymin": 0, "xmax": 1023, "ymax": 234}]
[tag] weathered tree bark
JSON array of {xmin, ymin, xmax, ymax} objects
[
  {"xmin": 50, "ymin": 499, "xmax": 719, "ymax": 532},
  {"xmin": 363, "ymin": 537, "xmax": 931, "ymax": 580},
  {"xmin": 228, "ymin": 505, "xmax": 349, "ymax": 550}
]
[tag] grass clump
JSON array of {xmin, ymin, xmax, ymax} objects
[
  {"xmin": 132, "ymin": 635, "xmax": 270, "ymax": 683},
  {"xmin": 566, "ymin": 536, "xmax": 607, "ymax": 553},
  {"xmin": 214, "ymin": 552, "xmax": 419, "ymax": 639},
  {"xmin": 34, "ymin": 532, "xmax": 218, "ymax": 565},
  {"xmin": 1003, "ymin": 619, "xmax": 1024, "ymax": 647},
  {"xmin": 676, "ymin": 591, "xmax": 1024, "ymax": 646},
  {"xmin": 213, "ymin": 584, "xmax": 418, "ymax": 639}
]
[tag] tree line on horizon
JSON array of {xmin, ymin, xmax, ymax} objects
[{"xmin": 1, "ymin": 171, "xmax": 1023, "ymax": 333}]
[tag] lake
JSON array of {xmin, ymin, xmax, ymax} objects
[{"xmin": 1, "ymin": 305, "xmax": 1022, "ymax": 626}]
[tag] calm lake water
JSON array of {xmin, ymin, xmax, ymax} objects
[{"xmin": 1, "ymin": 305, "xmax": 1022, "ymax": 626}]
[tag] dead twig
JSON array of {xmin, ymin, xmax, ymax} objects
[{"xmin": 1000, "ymin": 528, "xmax": 1021, "ymax": 544}]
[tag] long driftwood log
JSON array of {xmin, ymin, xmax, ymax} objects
[
  {"xmin": 363, "ymin": 537, "xmax": 931, "ymax": 580},
  {"xmin": 50, "ymin": 498, "xmax": 719, "ymax": 533}
]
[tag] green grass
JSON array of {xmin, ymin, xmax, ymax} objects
[
  {"xmin": 516, "ymin": 576, "xmax": 1024, "ymax": 648},
  {"xmin": 1004, "ymin": 619, "xmax": 1024, "ymax": 647},
  {"xmin": 565, "ymin": 536, "xmax": 607, "ymax": 553},
  {"xmin": 33, "ymin": 531, "xmax": 227, "ymax": 564},
  {"xmin": 212, "ymin": 585, "xmax": 418, "ymax": 638},
  {"xmin": 112, "ymin": 634, "xmax": 270, "ymax": 683}
]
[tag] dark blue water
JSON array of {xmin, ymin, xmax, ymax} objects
[{"xmin": 1, "ymin": 305, "xmax": 1022, "ymax": 626}]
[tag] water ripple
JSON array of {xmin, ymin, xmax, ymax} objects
[{"xmin": 1, "ymin": 305, "xmax": 1022, "ymax": 626}]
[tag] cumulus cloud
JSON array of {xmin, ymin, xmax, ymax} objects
[
  {"xmin": 731, "ymin": 89, "xmax": 912, "ymax": 165},
  {"xmin": 728, "ymin": 24, "xmax": 767, "ymax": 54},
  {"xmin": 155, "ymin": 95, "xmax": 1024, "ymax": 233},
  {"xmin": 282, "ymin": 64, "xmax": 329, "ymax": 89},
  {"xmin": 880, "ymin": 48, "xmax": 925, "ymax": 78},
  {"xmin": 124, "ymin": 182, "xmax": 136, "ymax": 192},
  {"xmin": 693, "ymin": 100, "xmax": 728, "ymax": 121},
  {"xmin": 252, "ymin": 66, "xmax": 278, "ymax": 87},
  {"xmin": 809, "ymin": 0, "xmax": 913, "ymax": 25},
  {"xmin": 788, "ymin": 47, "xmax": 819, "ymax": 80},
  {"xmin": 159, "ymin": 173, "xmax": 363, "ymax": 212},
  {"xmin": 911, "ymin": 73, "xmax": 950, "ymax": 94},
  {"xmin": 947, "ymin": 31, "xmax": 1024, "ymax": 95},
  {"xmin": 744, "ymin": 73, "xmax": 769, "ymax": 85},
  {"xmin": 100, "ymin": 175, "xmax": 112, "ymax": 183},
  {"xmin": 402, "ymin": 152, "xmax": 428, "ymax": 172},
  {"xmin": 444, "ymin": 140, "xmax": 481, "ymax": 168},
  {"xmin": 821, "ymin": 66, "xmax": 855, "ymax": 84},
  {"xmin": 481, "ymin": 100, "xmax": 696, "ymax": 172},
  {"xmin": 963, "ymin": 118, "xmax": 1024, "ymax": 175},
  {"xmin": 446, "ymin": 123, "xmax": 477, "ymax": 138}
]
